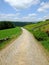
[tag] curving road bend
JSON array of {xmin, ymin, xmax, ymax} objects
[{"xmin": 0, "ymin": 28, "xmax": 49, "ymax": 65}]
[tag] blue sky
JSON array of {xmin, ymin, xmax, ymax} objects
[{"xmin": 0, "ymin": 0, "xmax": 49, "ymax": 22}]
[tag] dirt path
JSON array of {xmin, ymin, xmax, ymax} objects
[{"xmin": 0, "ymin": 28, "xmax": 49, "ymax": 65}]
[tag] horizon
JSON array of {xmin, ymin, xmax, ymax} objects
[{"xmin": 0, "ymin": 0, "xmax": 49, "ymax": 22}]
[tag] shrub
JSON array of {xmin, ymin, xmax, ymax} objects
[
  {"xmin": 33, "ymin": 30, "xmax": 48, "ymax": 41},
  {"xmin": 41, "ymin": 40, "xmax": 49, "ymax": 51}
]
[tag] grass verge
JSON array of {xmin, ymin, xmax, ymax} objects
[{"xmin": 0, "ymin": 27, "xmax": 22, "ymax": 50}]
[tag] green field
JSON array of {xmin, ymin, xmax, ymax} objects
[
  {"xmin": 24, "ymin": 20, "xmax": 49, "ymax": 51},
  {"xmin": 0, "ymin": 27, "xmax": 22, "ymax": 50}
]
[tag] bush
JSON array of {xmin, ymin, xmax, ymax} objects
[
  {"xmin": 33, "ymin": 30, "xmax": 48, "ymax": 41},
  {"xmin": 41, "ymin": 40, "xmax": 49, "ymax": 51}
]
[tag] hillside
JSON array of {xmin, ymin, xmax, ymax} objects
[
  {"xmin": 24, "ymin": 20, "xmax": 49, "ymax": 51},
  {"xmin": 25, "ymin": 20, "xmax": 49, "ymax": 31},
  {"xmin": 13, "ymin": 22, "xmax": 33, "ymax": 26}
]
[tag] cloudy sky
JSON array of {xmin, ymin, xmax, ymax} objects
[{"xmin": 0, "ymin": 0, "xmax": 49, "ymax": 22}]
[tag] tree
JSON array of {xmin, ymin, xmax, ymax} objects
[{"xmin": 0, "ymin": 21, "xmax": 15, "ymax": 30}]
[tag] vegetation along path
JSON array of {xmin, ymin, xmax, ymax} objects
[{"xmin": 0, "ymin": 28, "xmax": 49, "ymax": 65}]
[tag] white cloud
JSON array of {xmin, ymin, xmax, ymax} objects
[
  {"xmin": 0, "ymin": 13, "xmax": 37, "ymax": 21},
  {"xmin": 4, "ymin": 0, "xmax": 40, "ymax": 9},
  {"xmin": 40, "ymin": 2, "xmax": 45, "ymax": 6},
  {"xmin": 22, "ymin": 14, "xmax": 49, "ymax": 22},
  {"xmin": 22, "ymin": 17, "xmax": 36, "ymax": 22},
  {"xmin": 28, "ymin": 13, "xmax": 37, "ymax": 17},
  {"xmin": 37, "ymin": 15, "xmax": 49, "ymax": 21},
  {"xmin": 42, "ymin": 15, "xmax": 49, "ymax": 20},
  {"xmin": 0, "ymin": 13, "xmax": 49, "ymax": 22},
  {"xmin": 0, "ymin": 13, "xmax": 20, "ymax": 17},
  {"xmin": 37, "ymin": 2, "xmax": 49, "ymax": 12},
  {"xmin": 21, "ymin": 13, "xmax": 37, "ymax": 21},
  {"xmin": 0, "ymin": 13, "xmax": 20, "ymax": 21}
]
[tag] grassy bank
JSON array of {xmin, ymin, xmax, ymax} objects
[
  {"xmin": 32, "ymin": 29, "xmax": 49, "ymax": 51},
  {"xmin": 0, "ymin": 27, "xmax": 22, "ymax": 50},
  {"xmin": 24, "ymin": 20, "xmax": 49, "ymax": 51}
]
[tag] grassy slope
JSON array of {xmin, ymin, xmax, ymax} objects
[
  {"xmin": 24, "ymin": 20, "xmax": 49, "ymax": 51},
  {"xmin": 24, "ymin": 21, "xmax": 49, "ymax": 30},
  {"xmin": 0, "ymin": 27, "xmax": 22, "ymax": 50}
]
